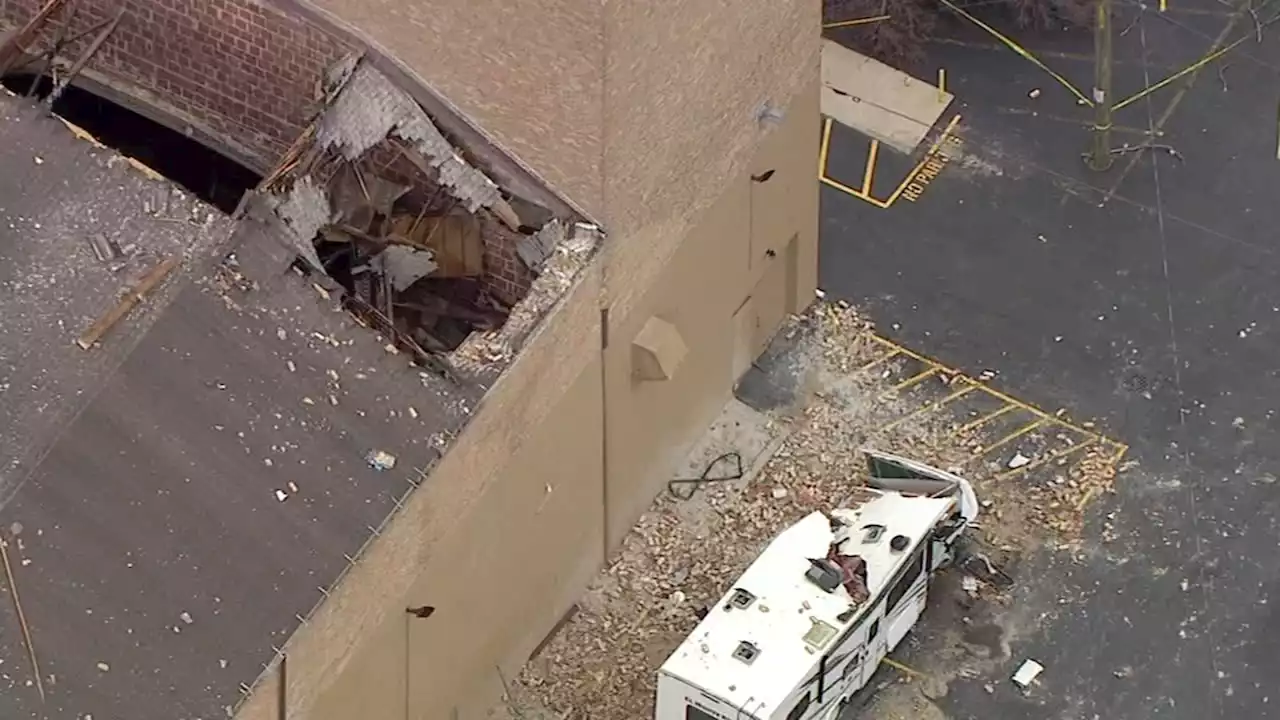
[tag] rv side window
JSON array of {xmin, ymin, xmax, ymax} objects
[
  {"xmin": 686, "ymin": 705, "xmax": 718, "ymax": 720},
  {"xmin": 785, "ymin": 692, "xmax": 812, "ymax": 720},
  {"xmin": 885, "ymin": 546, "xmax": 926, "ymax": 611}
]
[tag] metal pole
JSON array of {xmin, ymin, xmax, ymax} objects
[{"xmin": 1088, "ymin": 0, "xmax": 1115, "ymax": 171}]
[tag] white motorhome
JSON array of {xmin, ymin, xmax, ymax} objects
[{"xmin": 655, "ymin": 449, "xmax": 980, "ymax": 720}]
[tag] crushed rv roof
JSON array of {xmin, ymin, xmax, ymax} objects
[{"xmin": 658, "ymin": 491, "xmax": 956, "ymax": 716}]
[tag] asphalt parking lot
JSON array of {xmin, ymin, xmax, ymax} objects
[{"xmin": 820, "ymin": 1, "xmax": 1280, "ymax": 717}]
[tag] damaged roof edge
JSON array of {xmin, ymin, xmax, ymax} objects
[
  {"xmin": 318, "ymin": 55, "xmax": 522, "ymax": 224},
  {"xmin": 264, "ymin": 0, "xmax": 598, "ymax": 227}
]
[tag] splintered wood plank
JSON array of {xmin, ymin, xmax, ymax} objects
[{"xmin": 76, "ymin": 255, "xmax": 181, "ymax": 350}]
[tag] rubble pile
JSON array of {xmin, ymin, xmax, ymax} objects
[{"xmin": 500, "ymin": 301, "xmax": 1123, "ymax": 720}]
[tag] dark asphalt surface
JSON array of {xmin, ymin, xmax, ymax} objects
[{"xmin": 822, "ymin": 2, "xmax": 1280, "ymax": 718}]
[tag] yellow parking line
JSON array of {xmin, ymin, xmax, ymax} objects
[
  {"xmin": 821, "ymin": 176, "xmax": 891, "ymax": 208},
  {"xmin": 996, "ymin": 436, "xmax": 1097, "ymax": 480},
  {"xmin": 871, "ymin": 334, "xmax": 953, "ymax": 375},
  {"xmin": 880, "ymin": 382, "xmax": 977, "ymax": 433},
  {"xmin": 861, "ymin": 139, "xmax": 879, "ymax": 195},
  {"xmin": 968, "ymin": 417, "xmax": 1048, "ymax": 463},
  {"xmin": 860, "ymin": 347, "xmax": 902, "ymax": 373},
  {"xmin": 819, "ymin": 117, "xmax": 833, "ymax": 177},
  {"xmin": 882, "ymin": 367, "xmax": 940, "ymax": 397},
  {"xmin": 821, "ymin": 115, "xmax": 962, "ymax": 210},
  {"xmin": 881, "ymin": 656, "xmax": 926, "ymax": 678},
  {"xmin": 824, "ymin": 14, "xmax": 891, "ymax": 29},
  {"xmin": 881, "ymin": 114, "xmax": 964, "ymax": 207},
  {"xmin": 955, "ymin": 403, "xmax": 1017, "ymax": 436}
]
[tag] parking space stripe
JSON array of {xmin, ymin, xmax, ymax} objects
[
  {"xmin": 878, "ymin": 382, "xmax": 978, "ymax": 433},
  {"xmin": 955, "ymin": 404, "xmax": 1017, "ymax": 436},
  {"xmin": 997, "ymin": 436, "xmax": 1097, "ymax": 480},
  {"xmin": 968, "ymin": 417, "xmax": 1049, "ymax": 464},
  {"xmin": 861, "ymin": 139, "xmax": 879, "ymax": 195},
  {"xmin": 882, "ymin": 366, "xmax": 941, "ymax": 397}
]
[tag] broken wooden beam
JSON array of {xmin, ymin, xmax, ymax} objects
[
  {"xmin": 76, "ymin": 255, "xmax": 180, "ymax": 350},
  {"xmin": 0, "ymin": 0, "xmax": 71, "ymax": 74}
]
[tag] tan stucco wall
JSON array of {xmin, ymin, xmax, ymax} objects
[{"xmin": 231, "ymin": 2, "xmax": 820, "ymax": 719}]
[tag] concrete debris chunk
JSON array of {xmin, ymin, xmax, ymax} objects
[
  {"xmin": 366, "ymin": 449, "xmax": 397, "ymax": 471},
  {"xmin": 1012, "ymin": 659, "xmax": 1044, "ymax": 688}
]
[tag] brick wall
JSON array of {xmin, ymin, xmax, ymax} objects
[
  {"xmin": 480, "ymin": 214, "xmax": 535, "ymax": 306},
  {"xmin": 0, "ymin": 0, "xmax": 352, "ymax": 166}
]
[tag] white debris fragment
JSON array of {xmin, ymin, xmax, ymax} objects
[
  {"xmin": 408, "ymin": 407, "xmax": 419, "ymax": 419},
  {"xmin": 286, "ymin": 360, "xmax": 296, "ymax": 372},
  {"xmin": 1231, "ymin": 417, "xmax": 1245, "ymax": 428},
  {"xmin": 302, "ymin": 397, "xmax": 315, "ymax": 406},
  {"xmin": 978, "ymin": 369, "xmax": 997, "ymax": 381},
  {"xmin": 277, "ymin": 328, "xmax": 287, "ymax": 341},
  {"xmin": 275, "ymin": 489, "xmax": 289, "ymax": 502},
  {"xmin": 814, "ymin": 288, "xmax": 826, "ymax": 299},
  {"xmin": 179, "ymin": 611, "xmax": 193, "ymax": 625},
  {"xmin": 1007, "ymin": 452, "xmax": 1031, "ymax": 469},
  {"xmin": 34, "ymin": 155, "xmax": 44, "ymax": 164},
  {"xmin": 367, "ymin": 450, "xmax": 397, "ymax": 471},
  {"xmin": 771, "ymin": 487, "xmax": 789, "ymax": 499},
  {"xmin": 288, "ymin": 481, "xmax": 299, "ymax": 493},
  {"xmin": 1012, "ymin": 659, "xmax": 1044, "ymax": 688},
  {"xmin": 1028, "ymin": 88, "xmax": 1041, "ymax": 98},
  {"xmin": 96, "ymin": 662, "xmax": 110, "ymax": 672},
  {"xmin": 962, "ymin": 575, "xmax": 979, "ymax": 594},
  {"xmin": 219, "ymin": 659, "xmax": 228, "ymax": 669}
]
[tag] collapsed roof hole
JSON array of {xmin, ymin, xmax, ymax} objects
[
  {"xmin": 299, "ymin": 152, "xmax": 533, "ymax": 354},
  {"xmin": 0, "ymin": 74, "xmax": 260, "ymax": 213},
  {"xmin": 312, "ymin": 235, "xmax": 508, "ymax": 353}
]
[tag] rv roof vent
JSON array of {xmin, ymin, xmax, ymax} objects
[
  {"xmin": 805, "ymin": 558, "xmax": 842, "ymax": 593},
  {"xmin": 889, "ymin": 534, "xmax": 910, "ymax": 552},
  {"xmin": 728, "ymin": 588, "xmax": 756, "ymax": 610},
  {"xmin": 861, "ymin": 524, "xmax": 886, "ymax": 544},
  {"xmin": 732, "ymin": 641, "xmax": 760, "ymax": 665}
]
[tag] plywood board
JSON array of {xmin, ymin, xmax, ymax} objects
[{"xmin": 820, "ymin": 39, "xmax": 953, "ymax": 154}]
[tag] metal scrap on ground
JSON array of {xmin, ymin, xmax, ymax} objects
[{"xmin": 494, "ymin": 301, "xmax": 1125, "ymax": 720}]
